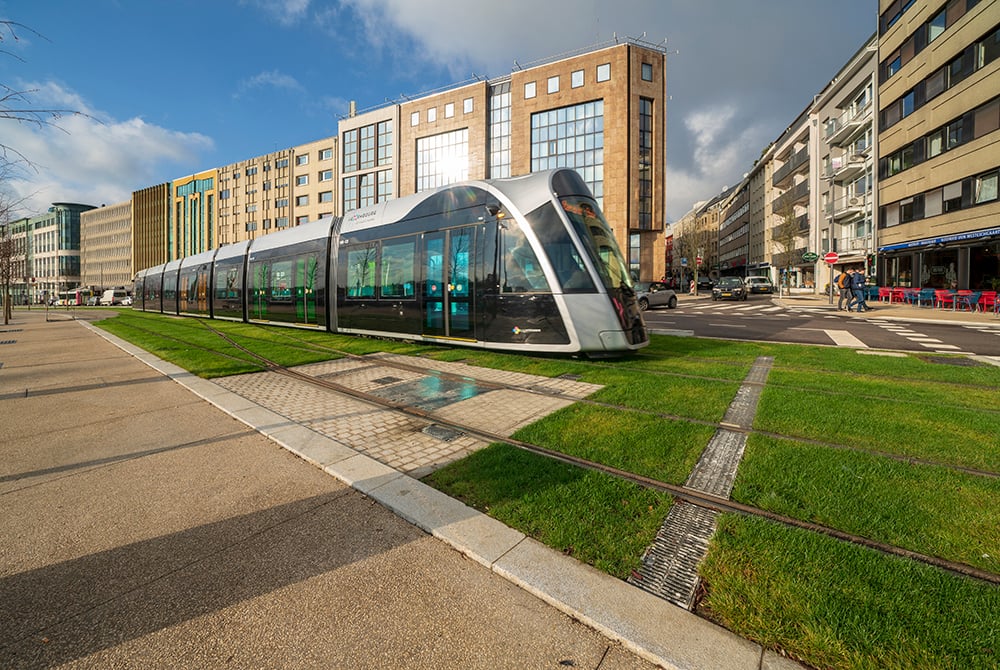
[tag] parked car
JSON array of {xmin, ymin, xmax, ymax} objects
[
  {"xmin": 695, "ymin": 276, "xmax": 714, "ymax": 291},
  {"xmin": 744, "ymin": 276, "xmax": 774, "ymax": 294},
  {"xmin": 633, "ymin": 281, "xmax": 677, "ymax": 311},
  {"xmin": 712, "ymin": 276, "xmax": 748, "ymax": 301},
  {"xmin": 120, "ymin": 295, "xmax": 133, "ymax": 306}
]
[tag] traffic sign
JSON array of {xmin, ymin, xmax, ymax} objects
[
  {"xmin": 823, "ymin": 252, "xmax": 839, "ymax": 264},
  {"xmin": 802, "ymin": 252, "xmax": 819, "ymax": 262},
  {"xmin": 696, "ymin": 256, "xmax": 703, "ymax": 265}
]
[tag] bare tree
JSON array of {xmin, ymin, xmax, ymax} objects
[
  {"xmin": 1, "ymin": 21, "xmax": 90, "ymax": 172},
  {"xmin": 770, "ymin": 201, "xmax": 805, "ymax": 297},
  {"xmin": 0, "ymin": 176, "xmax": 27, "ymax": 323}
]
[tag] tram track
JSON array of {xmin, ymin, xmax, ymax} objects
[{"xmin": 189, "ymin": 320, "xmax": 1000, "ymax": 587}]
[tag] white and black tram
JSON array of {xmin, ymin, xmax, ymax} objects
[{"xmin": 133, "ymin": 169, "xmax": 648, "ymax": 356}]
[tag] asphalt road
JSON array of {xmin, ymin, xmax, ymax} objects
[{"xmin": 640, "ymin": 296, "xmax": 1000, "ymax": 356}]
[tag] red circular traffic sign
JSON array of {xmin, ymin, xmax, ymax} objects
[{"xmin": 823, "ymin": 252, "xmax": 839, "ymax": 264}]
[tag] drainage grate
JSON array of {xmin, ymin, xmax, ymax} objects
[
  {"xmin": 921, "ymin": 356, "xmax": 984, "ymax": 367},
  {"xmin": 0, "ymin": 329, "xmax": 22, "ymax": 333},
  {"xmin": 0, "ymin": 340, "xmax": 16, "ymax": 345},
  {"xmin": 422, "ymin": 424, "xmax": 464, "ymax": 442},
  {"xmin": 558, "ymin": 373, "xmax": 583, "ymax": 381}
]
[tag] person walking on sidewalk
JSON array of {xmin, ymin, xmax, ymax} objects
[
  {"xmin": 836, "ymin": 267, "xmax": 853, "ymax": 311},
  {"xmin": 850, "ymin": 266, "xmax": 870, "ymax": 313}
]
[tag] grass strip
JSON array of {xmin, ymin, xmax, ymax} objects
[
  {"xmin": 734, "ymin": 434, "xmax": 1000, "ymax": 573},
  {"xmin": 699, "ymin": 514, "xmax": 1000, "ymax": 670},
  {"xmin": 423, "ymin": 443, "xmax": 673, "ymax": 578},
  {"xmin": 755, "ymin": 385, "xmax": 1000, "ymax": 472},
  {"xmin": 511, "ymin": 404, "xmax": 715, "ymax": 485}
]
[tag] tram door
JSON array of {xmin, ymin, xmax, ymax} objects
[{"xmin": 423, "ymin": 226, "xmax": 476, "ymax": 340}]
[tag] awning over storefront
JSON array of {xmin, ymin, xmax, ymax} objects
[{"xmin": 878, "ymin": 226, "xmax": 1000, "ymax": 253}]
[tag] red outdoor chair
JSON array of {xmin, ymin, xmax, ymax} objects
[
  {"xmin": 934, "ymin": 290, "xmax": 955, "ymax": 309},
  {"xmin": 878, "ymin": 287, "xmax": 891, "ymax": 303},
  {"xmin": 978, "ymin": 291, "xmax": 997, "ymax": 313}
]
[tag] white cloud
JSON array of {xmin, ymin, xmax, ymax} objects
[
  {"xmin": 239, "ymin": 0, "xmax": 312, "ymax": 26},
  {"xmin": 2, "ymin": 81, "xmax": 212, "ymax": 217},
  {"xmin": 236, "ymin": 70, "xmax": 306, "ymax": 98}
]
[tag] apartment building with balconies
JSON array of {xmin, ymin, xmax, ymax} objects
[
  {"xmin": 813, "ymin": 35, "xmax": 878, "ymax": 277},
  {"xmin": 769, "ymin": 109, "xmax": 813, "ymax": 287},
  {"xmin": 877, "ymin": 0, "xmax": 1000, "ymax": 290}
]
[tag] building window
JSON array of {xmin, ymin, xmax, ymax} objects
[
  {"xmin": 489, "ymin": 80, "xmax": 511, "ymax": 179},
  {"xmin": 416, "ymin": 128, "xmax": 469, "ymax": 192},
  {"xmin": 524, "ymin": 81, "xmax": 536, "ymax": 99},
  {"xmin": 377, "ymin": 120, "xmax": 393, "ymax": 166},
  {"xmin": 319, "ymin": 190, "xmax": 333, "ymax": 203},
  {"xmin": 276, "ymin": 217, "xmax": 289, "ymax": 228},
  {"xmin": 378, "ymin": 169, "xmax": 393, "ymax": 202},
  {"xmin": 638, "ymin": 97, "xmax": 653, "ymax": 229},
  {"xmin": 296, "ymin": 154, "xmax": 308, "ymax": 166},
  {"xmin": 927, "ymin": 8, "xmax": 946, "ymax": 43},
  {"xmin": 296, "ymin": 175, "xmax": 308, "ymax": 186},
  {"xmin": 275, "ymin": 198, "xmax": 288, "ymax": 208},
  {"xmin": 980, "ymin": 26, "xmax": 1000, "ymax": 68},
  {"xmin": 444, "ymin": 102, "xmax": 454, "ymax": 118},
  {"xmin": 320, "ymin": 148, "xmax": 333, "ymax": 161},
  {"xmin": 343, "ymin": 176, "xmax": 358, "ymax": 212},
  {"xmin": 360, "ymin": 173, "xmax": 375, "ymax": 207},
  {"xmin": 464, "ymin": 97, "xmax": 474, "ymax": 113},
  {"xmin": 596, "ymin": 63, "xmax": 611, "ymax": 82},
  {"xmin": 296, "ymin": 215, "xmax": 309, "ymax": 225},
  {"xmin": 548, "ymin": 75, "xmax": 559, "ymax": 94},
  {"xmin": 641, "ymin": 62, "xmax": 653, "ymax": 81},
  {"xmin": 571, "ymin": 69, "xmax": 584, "ymax": 88},
  {"xmin": 975, "ymin": 170, "xmax": 999, "ymax": 204},
  {"xmin": 296, "ymin": 195, "xmax": 308, "ymax": 206},
  {"xmin": 530, "ymin": 99, "xmax": 605, "ymax": 205},
  {"xmin": 319, "ymin": 169, "xmax": 332, "ymax": 182},
  {"xmin": 359, "ymin": 124, "xmax": 375, "ymax": 169},
  {"xmin": 411, "ymin": 111, "xmax": 419, "ymax": 126},
  {"xmin": 427, "ymin": 107, "xmax": 437, "ymax": 123}
]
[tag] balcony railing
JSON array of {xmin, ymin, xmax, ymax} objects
[
  {"xmin": 772, "ymin": 180, "xmax": 810, "ymax": 214},
  {"xmin": 831, "ymin": 194, "xmax": 867, "ymax": 221},
  {"xmin": 772, "ymin": 146, "xmax": 809, "ymax": 187},
  {"xmin": 824, "ymin": 101, "xmax": 873, "ymax": 147}
]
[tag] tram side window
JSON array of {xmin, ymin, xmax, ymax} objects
[
  {"xmin": 380, "ymin": 238, "xmax": 416, "ymax": 299},
  {"xmin": 498, "ymin": 223, "xmax": 550, "ymax": 293},
  {"xmin": 346, "ymin": 246, "xmax": 378, "ymax": 298}
]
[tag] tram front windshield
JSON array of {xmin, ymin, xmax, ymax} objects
[{"xmin": 559, "ymin": 197, "xmax": 633, "ymax": 291}]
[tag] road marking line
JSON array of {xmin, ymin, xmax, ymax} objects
[{"xmin": 824, "ymin": 330, "xmax": 869, "ymax": 348}]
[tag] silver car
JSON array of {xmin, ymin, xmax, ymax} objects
[{"xmin": 633, "ymin": 281, "xmax": 678, "ymax": 311}]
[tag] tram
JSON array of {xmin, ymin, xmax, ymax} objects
[{"xmin": 133, "ymin": 169, "xmax": 648, "ymax": 356}]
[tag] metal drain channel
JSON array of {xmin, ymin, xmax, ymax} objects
[{"xmin": 629, "ymin": 356, "xmax": 773, "ymax": 609}]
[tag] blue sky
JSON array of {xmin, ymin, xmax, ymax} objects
[{"xmin": 1, "ymin": 0, "xmax": 875, "ymax": 222}]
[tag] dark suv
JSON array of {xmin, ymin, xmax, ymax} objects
[{"xmin": 711, "ymin": 276, "xmax": 747, "ymax": 301}]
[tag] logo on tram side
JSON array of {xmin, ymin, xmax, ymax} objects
[{"xmin": 512, "ymin": 326, "xmax": 542, "ymax": 334}]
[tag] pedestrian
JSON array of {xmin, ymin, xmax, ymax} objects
[
  {"xmin": 836, "ymin": 267, "xmax": 852, "ymax": 311},
  {"xmin": 850, "ymin": 266, "xmax": 870, "ymax": 313}
]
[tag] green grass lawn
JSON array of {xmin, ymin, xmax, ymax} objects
[{"xmin": 95, "ymin": 313, "xmax": 1000, "ymax": 669}]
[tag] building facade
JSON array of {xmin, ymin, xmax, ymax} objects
[
  {"xmin": 813, "ymin": 35, "xmax": 878, "ymax": 287},
  {"xmin": 5, "ymin": 202, "xmax": 94, "ymax": 304},
  {"xmin": 339, "ymin": 38, "xmax": 671, "ymax": 282},
  {"xmin": 876, "ymin": 0, "xmax": 1000, "ymax": 290},
  {"xmin": 81, "ymin": 200, "xmax": 132, "ymax": 291}
]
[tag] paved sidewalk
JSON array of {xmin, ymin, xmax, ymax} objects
[{"xmin": 0, "ymin": 309, "xmax": 802, "ymax": 670}]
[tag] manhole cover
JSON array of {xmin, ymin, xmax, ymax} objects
[
  {"xmin": 921, "ymin": 356, "xmax": 983, "ymax": 367},
  {"xmin": 422, "ymin": 424, "xmax": 464, "ymax": 442}
]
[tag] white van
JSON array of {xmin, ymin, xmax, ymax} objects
[{"xmin": 100, "ymin": 288, "xmax": 130, "ymax": 306}]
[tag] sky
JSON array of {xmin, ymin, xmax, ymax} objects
[{"xmin": 1, "ymin": 0, "xmax": 876, "ymax": 223}]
